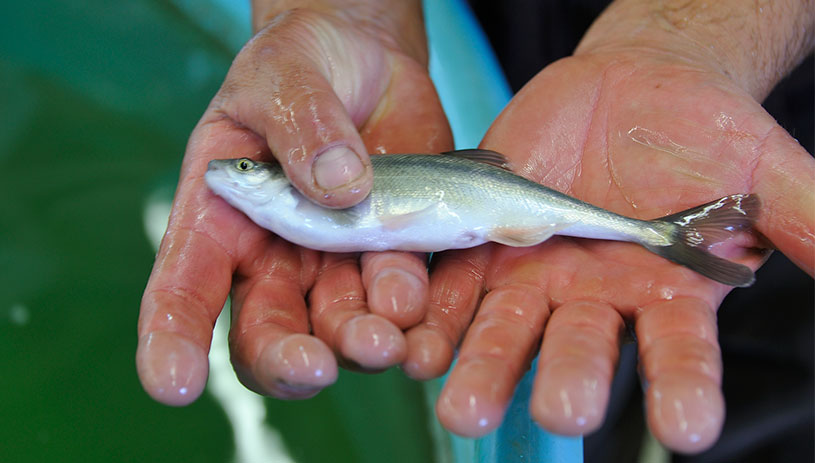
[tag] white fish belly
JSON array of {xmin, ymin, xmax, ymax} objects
[
  {"xmin": 242, "ymin": 183, "xmax": 649, "ymax": 253},
  {"xmin": 294, "ymin": 226, "xmax": 487, "ymax": 253},
  {"xmin": 247, "ymin": 191, "xmax": 489, "ymax": 252}
]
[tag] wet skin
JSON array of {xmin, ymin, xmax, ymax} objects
[
  {"xmin": 410, "ymin": 52, "xmax": 814, "ymax": 453},
  {"xmin": 137, "ymin": 2, "xmax": 815, "ymax": 456},
  {"xmin": 138, "ymin": 6, "xmax": 451, "ymax": 403}
]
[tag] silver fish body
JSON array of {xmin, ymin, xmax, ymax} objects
[{"xmin": 205, "ymin": 151, "xmax": 759, "ymax": 286}]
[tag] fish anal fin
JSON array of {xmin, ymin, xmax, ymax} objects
[
  {"xmin": 442, "ymin": 149, "xmax": 512, "ymax": 170},
  {"xmin": 379, "ymin": 205, "xmax": 438, "ymax": 230},
  {"xmin": 488, "ymin": 223, "xmax": 572, "ymax": 247}
]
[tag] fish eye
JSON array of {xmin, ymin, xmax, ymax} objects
[{"xmin": 236, "ymin": 158, "xmax": 255, "ymax": 172}]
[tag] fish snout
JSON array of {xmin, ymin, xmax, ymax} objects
[{"xmin": 206, "ymin": 160, "xmax": 219, "ymax": 172}]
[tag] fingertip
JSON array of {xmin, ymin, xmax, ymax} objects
[
  {"xmin": 368, "ymin": 268, "xmax": 428, "ymax": 329},
  {"xmin": 337, "ymin": 314, "xmax": 406, "ymax": 369},
  {"xmin": 530, "ymin": 360, "xmax": 610, "ymax": 435},
  {"xmin": 256, "ymin": 333, "xmax": 338, "ymax": 399},
  {"xmin": 435, "ymin": 359, "xmax": 508, "ymax": 437},
  {"xmin": 436, "ymin": 393, "xmax": 504, "ymax": 438},
  {"xmin": 646, "ymin": 373, "xmax": 724, "ymax": 454},
  {"xmin": 402, "ymin": 326, "xmax": 454, "ymax": 379},
  {"xmin": 136, "ymin": 332, "xmax": 209, "ymax": 406}
]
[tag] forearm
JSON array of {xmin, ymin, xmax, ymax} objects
[
  {"xmin": 576, "ymin": 0, "xmax": 815, "ymax": 101},
  {"xmin": 250, "ymin": 0, "xmax": 428, "ymax": 64}
]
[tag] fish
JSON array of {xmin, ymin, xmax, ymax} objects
[{"xmin": 205, "ymin": 149, "xmax": 759, "ymax": 287}]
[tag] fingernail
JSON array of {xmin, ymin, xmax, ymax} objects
[
  {"xmin": 369, "ymin": 269, "xmax": 426, "ymax": 328},
  {"xmin": 337, "ymin": 314, "xmax": 406, "ymax": 368},
  {"xmin": 436, "ymin": 359, "xmax": 508, "ymax": 437},
  {"xmin": 647, "ymin": 373, "xmax": 723, "ymax": 453},
  {"xmin": 403, "ymin": 327, "xmax": 455, "ymax": 379},
  {"xmin": 259, "ymin": 334, "xmax": 337, "ymax": 390},
  {"xmin": 136, "ymin": 332, "xmax": 208, "ymax": 406},
  {"xmin": 313, "ymin": 146, "xmax": 366, "ymax": 190},
  {"xmin": 531, "ymin": 360, "xmax": 608, "ymax": 435}
]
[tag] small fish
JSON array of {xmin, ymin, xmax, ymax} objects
[{"xmin": 205, "ymin": 150, "xmax": 759, "ymax": 287}]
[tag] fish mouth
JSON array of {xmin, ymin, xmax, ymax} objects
[
  {"xmin": 206, "ymin": 159, "xmax": 226, "ymax": 172},
  {"xmin": 203, "ymin": 165, "xmax": 231, "ymax": 190}
]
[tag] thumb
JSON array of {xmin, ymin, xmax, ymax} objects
[
  {"xmin": 212, "ymin": 12, "xmax": 390, "ymax": 208},
  {"xmin": 752, "ymin": 126, "xmax": 815, "ymax": 275}
]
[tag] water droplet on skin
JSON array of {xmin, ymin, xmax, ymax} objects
[
  {"xmin": 625, "ymin": 126, "xmax": 726, "ymax": 186},
  {"xmin": 659, "ymin": 287, "xmax": 675, "ymax": 300},
  {"xmin": 575, "ymin": 416, "xmax": 587, "ymax": 427},
  {"xmin": 628, "ymin": 126, "xmax": 688, "ymax": 156},
  {"xmin": 295, "ymin": 344, "xmax": 311, "ymax": 370},
  {"xmin": 560, "ymin": 389, "xmax": 573, "ymax": 418},
  {"xmin": 714, "ymin": 112, "xmax": 736, "ymax": 131},
  {"xmin": 673, "ymin": 398, "xmax": 689, "ymax": 433}
]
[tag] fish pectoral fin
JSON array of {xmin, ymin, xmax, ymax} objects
[
  {"xmin": 488, "ymin": 223, "xmax": 572, "ymax": 247},
  {"xmin": 379, "ymin": 205, "xmax": 438, "ymax": 230}
]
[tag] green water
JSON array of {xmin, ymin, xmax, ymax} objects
[{"xmin": 0, "ymin": 1, "xmax": 435, "ymax": 461}]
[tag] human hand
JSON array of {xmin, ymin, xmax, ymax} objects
[
  {"xmin": 407, "ymin": 13, "xmax": 814, "ymax": 454},
  {"xmin": 137, "ymin": 2, "xmax": 452, "ymax": 405}
]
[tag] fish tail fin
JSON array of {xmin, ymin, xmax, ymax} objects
[{"xmin": 644, "ymin": 194, "xmax": 760, "ymax": 287}]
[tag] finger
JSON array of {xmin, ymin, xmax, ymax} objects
[
  {"xmin": 751, "ymin": 127, "xmax": 815, "ymax": 274},
  {"xmin": 360, "ymin": 252, "xmax": 429, "ymax": 329},
  {"xmin": 137, "ymin": 117, "xmax": 268, "ymax": 406},
  {"xmin": 309, "ymin": 254, "xmax": 406, "ymax": 370},
  {"xmin": 215, "ymin": 11, "xmax": 387, "ymax": 208},
  {"xmin": 228, "ymin": 238, "xmax": 336, "ymax": 399},
  {"xmin": 636, "ymin": 298, "xmax": 724, "ymax": 454},
  {"xmin": 402, "ymin": 247, "xmax": 490, "ymax": 380},
  {"xmin": 436, "ymin": 282, "xmax": 549, "ymax": 437},
  {"xmin": 137, "ymin": 229, "xmax": 230, "ymax": 406},
  {"xmin": 530, "ymin": 300, "xmax": 624, "ymax": 436},
  {"xmin": 353, "ymin": 50, "xmax": 454, "ymax": 365}
]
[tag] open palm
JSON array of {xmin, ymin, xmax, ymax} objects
[{"xmin": 413, "ymin": 51, "xmax": 814, "ymax": 453}]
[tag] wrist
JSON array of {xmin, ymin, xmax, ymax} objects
[
  {"xmin": 575, "ymin": 0, "xmax": 815, "ymax": 101},
  {"xmin": 250, "ymin": 0, "xmax": 428, "ymax": 65}
]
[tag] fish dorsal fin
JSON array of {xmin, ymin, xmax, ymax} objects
[
  {"xmin": 442, "ymin": 149, "xmax": 512, "ymax": 170},
  {"xmin": 487, "ymin": 222, "xmax": 573, "ymax": 247}
]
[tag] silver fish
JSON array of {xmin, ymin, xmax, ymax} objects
[{"xmin": 205, "ymin": 150, "xmax": 759, "ymax": 287}]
